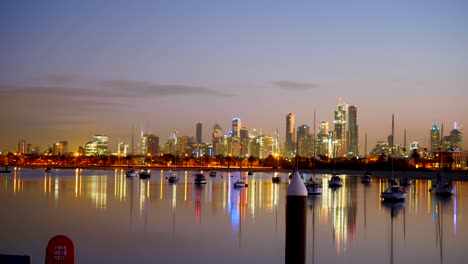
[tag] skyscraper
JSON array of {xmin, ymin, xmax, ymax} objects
[
  {"xmin": 430, "ymin": 121, "xmax": 441, "ymax": 152},
  {"xmin": 232, "ymin": 118, "xmax": 241, "ymax": 138},
  {"xmin": 285, "ymin": 113, "xmax": 295, "ymax": 157},
  {"xmin": 333, "ymin": 98, "xmax": 347, "ymax": 158},
  {"xmin": 347, "ymin": 105, "xmax": 358, "ymax": 157},
  {"xmin": 196, "ymin": 122, "xmax": 202, "ymax": 144}
]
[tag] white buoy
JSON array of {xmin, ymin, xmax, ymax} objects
[{"xmin": 285, "ymin": 171, "xmax": 307, "ymax": 264}]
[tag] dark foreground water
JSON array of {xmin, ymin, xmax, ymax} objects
[{"xmin": 0, "ymin": 168, "xmax": 466, "ymax": 264}]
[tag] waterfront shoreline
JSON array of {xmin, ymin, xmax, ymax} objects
[{"xmin": 14, "ymin": 165, "xmax": 468, "ymax": 181}]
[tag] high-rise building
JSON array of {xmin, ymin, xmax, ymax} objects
[
  {"xmin": 297, "ymin": 125, "xmax": 310, "ymax": 156},
  {"xmin": 430, "ymin": 121, "xmax": 441, "ymax": 153},
  {"xmin": 147, "ymin": 134, "xmax": 159, "ymax": 156},
  {"xmin": 285, "ymin": 113, "xmax": 295, "ymax": 157},
  {"xmin": 17, "ymin": 140, "xmax": 26, "ymax": 154},
  {"xmin": 53, "ymin": 141, "xmax": 68, "ymax": 156},
  {"xmin": 117, "ymin": 142, "xmax": 129, "ymax": 157},
  {"xmin": 240, "ymin": 126, "xmax": 249, "ymax": 157},
  {"xmin": 347, "ymin": 105, "xmax": 358, "ymax": 157},
  {"xmin": 232, "ymin": 118, "xmax": 241, "ymax": 138},
  {"xmin": 196, "ymin": 122, "xmax": 202, "ymax": 144},
  {"xmin": 443, "ymin": 122, "xmax": 463, "ymax": 151},
  {"xmin": 212, "ymin": 123, "xmax": 224, "ymax": 156},
  {"xmin": 317, "ymin": 122, "xmax": 331, "ymax": 157},
  {"xmin": 333, "ymin": 98, "xmax": 347, "ymax": 158},
  {"xmin": 84, "ymin": 134, "xmax": 108, "ymax": 156}
]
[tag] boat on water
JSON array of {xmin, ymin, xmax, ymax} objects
[
  {"xmin": 44, "ymin": 167, "xmax": 53, "ymax": 173},
  {"xmin": 139, "ymin": 168, "xmax": 151, "ymax": 179},
  {"xmin": 361, "ymin": 171, "xmax": 372, "ymax": 183},
  {"xmin": 247, "ymin": 171, "xmax": 253, "ymax": 176},
  {"xmin": 125, "ymin": 167, "xmax": 138, "ymax": 177},
  {"xmin": 400, "ymin": 175, "xmax": 412, "ymax": 186},
  {"xmin": 209, "ymin": 170, "xmax": 217, "ymax": 177},
  {"xmin": 194, "ymin": 173, "xmax": 207, "ymax": 184},
  {"xmin": 381, "ymin": 180, "xmax": 407, "ymax": 201},
  {"xmin": 431, "ymin": 172, "xmax": 453, "ymax": 196},
  {"xmin": 271, "ymin": 173, "xmax": 281, "ymax": 183},
  {"xmin": 328, "ymin": 174, "xmax": 343, "ymax": 187},
  {"xmin": 233, "ymin": 178, "xmax": 247, "ymax": 188},
  {"xmin": 305, "ymin": 177, "xmax": 322, "ymax": 195},
  {"xmin": 168, "ymin": 171, "xmax": 179, "ymax": 183}
]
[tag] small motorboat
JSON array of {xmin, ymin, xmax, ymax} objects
[
  {"xmin": 381, "ymin": 183, "xmax": 407, "ymax": 202},
  {"xmin": 233, "ymin": 179, "xmax": 247, "ymax": 188},
  {"xmin": 272, "ymin": 174, "xmax": 281, "ymax": 183},
  {"xmin": 139, "ymin": 168, "xmax": 151, "ymax": 179},
  {"xmin": 194, "ymin": 173, "xmax": 207, "ymax": 184},
  {"xmin": 168, "ymin": 171, "xmax": 179, "ymax": 183},
  {"xmin": 209, "ymin": 170, "xmax": 217, "ymax": 177},
  {"xmin": 361, "ymin": 171, "xmax": 372, "ymax": 183},
  {"xmin": 328, "ymin": 174, "xmax": 343, "ymax": 187},
  {"xmin": 247, "ymin": 171, "xmax": 253, "ymax": 176},
  {"xmin": 44, "ymin": 167, "xmax": 53, "ymax": 173},
  {"xmin": 305, "ymin": 177, "xmax": 322, "ymax": 195},
  {"xmin": 125, "ymin": 167, "xmax": 138, "ymax": 177}
]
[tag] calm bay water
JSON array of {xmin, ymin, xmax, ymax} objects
[{"xmin": 0, "ymin": 168, "xmax": 466, "ymax": 264}]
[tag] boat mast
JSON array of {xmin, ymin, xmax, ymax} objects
[{"xmin": 313, "ymin": 110, "xmax": 316, "ymax": 179}]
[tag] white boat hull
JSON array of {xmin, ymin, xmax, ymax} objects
[{"xmin": 381, "ymin": 186, "xmax": 407, "ymax": 201}]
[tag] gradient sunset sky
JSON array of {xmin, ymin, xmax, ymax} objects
[{"xmin": 1, "ymin": 0, "xmax": 467, "ymax": 153}]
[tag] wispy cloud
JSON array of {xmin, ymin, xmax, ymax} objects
[
  {"xmin": 0, "ymin": 80, "xmax": 234, "ymax": 98},
  {"xmin": 272, "ymin": 80, "xmax": 320, "ymax": 91}
]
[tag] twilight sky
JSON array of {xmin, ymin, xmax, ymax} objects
[{"xmin": 0, "ymin": 0, "xmax": 467, "ymax": 153}]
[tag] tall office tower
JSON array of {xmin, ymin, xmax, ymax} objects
[
  {"xmin": 196, "ymin": 122, "xmax": 202, "ymax": 144},
  {"xmin": 117, "ymin": 142, "xmax": 129, "ymax": 157},
  {"xmin": 333, "ymin": 98, "xmax": 347, "ymax": 158},
  {"xmin": 297, "ymin": 125, "xmax": 310, "ymax": 141},
  {"xmin": 232, "ymin": 118, "xmax": 241, "ymax": 138},
  {"xmin": 285, "ymin": 113, "xmax": 295, "ymax": 157},
  {"xmin": 297, "ymin": 125, "xmax": 310, "ymax": 156},
  {"xmin": 147, "ymin": 134, "xmax": 159, "ymax": 156},
  {"xmin": 240, "ymin": 126, "xmax": 249, "ymax": 157},
  {"xmin": 84, "ymin": 134, "xmax": 108, "ymax": 156},
  {"xmin": 18, "ymin": 140, "xmax": 26, "ymax": 154},
  {"xmin": 212, "ymin": 123, "xmax": 224, "ymax": 156},
  {"xmin": 443, "ymin": 121, "xmax": 463, "ymax": 151},
  {"xmin": 347, "ymin": 105, "xmax": 358, "ymax": 157},
  {"xmin": 53, "ymin": 141, "xmax": 68, "ymax": 156},
  {"xmin": 430, "ymin": 121, "xmax": 441, "ymax": 152},
  {"xmin": 317, "ymin": 122, "xmax": 330, "ymax": 156}
]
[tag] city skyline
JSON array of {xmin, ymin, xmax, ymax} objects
[{"xmin": 1, "ymin": 1, "xmax": 467, "ymax": 153}]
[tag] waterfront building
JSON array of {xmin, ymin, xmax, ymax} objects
[
  {"xmin": 347, "ymin": 105, "xmax": 358, "ymax": 158},
  {"xmin": 232, "ymin": 118, "xmax": 241, "ymax": 138},
  {"xmin": 430, "ymin": 121, "xmax": 441, "ymax": 153},
  {"xmin": 316, "ymin": 122, "xmax": 331, "ymax": 157},
  {"xmin": 240, "ymin": 126, "xmax": 249, "ymax": 157},
  {"xmin": 443, "ymin": 122, "xmax": 463, "ymax": 151},
  {"xmin": 297, "ymin": 125, "xmax": 310, "ymax": 156},
  {"xmin": 212, "ymin": 123, "xmax": 225, "ymax": 156},
  {"xmin": 196, "ymin": 122, "xmax": 202, "ymax": 144},
  {"xmin": 333, "ymin": 98, "xmax": 347, "ymax": 158},
  {"xmin": 369, "ymin": 141, "xmax": 389, "ymax": 157},
  {"xmin": 84, "ymin": 134, "xmax": 108, "ymax": 156},
  {"xmin": 117, "ymin": 142, "xmax": 129, "ymax": 157},
  {"xmin": 285, "ymin": 113, "xmax": 295, "ymax": 158},
  {"xmin": 147, "ymin": 134, "xmax": 159, "ymax": 156},
  {"xmin": 250, "ymin": 134, "xmax": 274, "ymax": 159},
  {"xmin": 53, "ymin": 141, "xmax": 68, "ymax": 156}
]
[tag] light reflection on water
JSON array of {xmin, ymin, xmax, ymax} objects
[{"xmin": 0, "ymin": 169, "xmax": 466, "ymax": 264}]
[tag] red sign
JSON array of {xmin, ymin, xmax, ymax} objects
[{"xmin": 45, "ymin": 235, "xmax": 75, "ymax": 264}]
